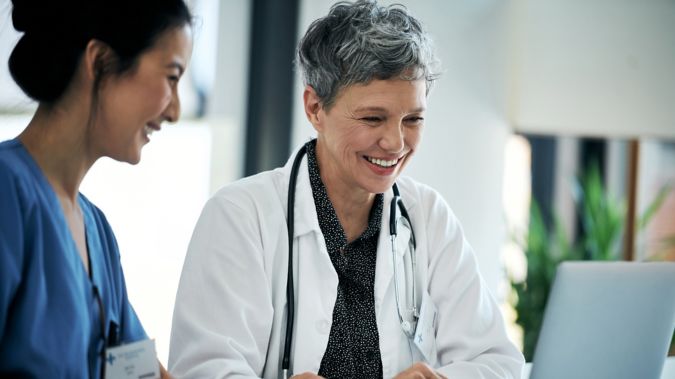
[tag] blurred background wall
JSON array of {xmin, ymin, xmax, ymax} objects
[{"xmin": 1, "ymin": 0, "xmax": 673, "ymax": 364}]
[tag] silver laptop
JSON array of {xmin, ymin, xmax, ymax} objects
[{"xmin": 530, "ymin": 261, "xmax": 675, "ymax": 379}]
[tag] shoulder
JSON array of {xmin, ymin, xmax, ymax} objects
[
  {"xmin": 207, "ymin": 167, "xmax": 287, "ymax": 217},
  {"xmin": 396, "ymin": 175, "xmax": 450, "ymax": 212},
  {"xmin": 187, "ymin": 168, "xmax": 290, "ymax": 259},
  {"xmin": 0, "ymin": 141, "xmax": 46, "ymax": 283},
  {"xmin": 0, "ymin": 140, "xmax": 39, "ymax": 220},
  {"xmin": 0, "ymin": 139, "xmax": 31, "ymax": 188},
  {"xmin": 0, "ymin": 146, "xmax": 20, "ymax": 196},
  {"xmin": 395, "ymin": 175, "xmax": 462, "ymax": 232},
  {"xmin": 396, "ymin": 175, "xmax": 435, "ymax": 197}
]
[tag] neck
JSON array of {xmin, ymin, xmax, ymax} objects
[
  {"xmin": 19, "ymin": 103, "xmax": 96, "ymax": 202},
  {"xmin": 315, "ymin": 142, "xmax": 375, "ymax": 242}
]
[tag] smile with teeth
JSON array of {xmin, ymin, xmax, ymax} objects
[
  {"xmin": 144, "ymin": 125, "xmax": 156, "ymax": 138},
  {"xmin": 366, "ymin": 155, "xmax": 402, "ymax": 168}
]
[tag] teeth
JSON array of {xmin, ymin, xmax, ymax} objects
[
  {"xmin": 144, "ymin": 125, "xmax": 154, "ymax": 138},
  {"xmin": 367, "ymin": 156, "xmax": 399, "ymax": 168}
]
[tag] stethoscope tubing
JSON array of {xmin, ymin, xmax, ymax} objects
[
  {"xmin": 282, "ymin": 145, "xmax": 417, "ymax": 377},
  {"xmin": 283, "ymin": 145, "xmax": 306, "ymax": 378}
]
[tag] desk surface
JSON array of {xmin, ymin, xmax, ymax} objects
[{"xmin": 523, "ymin": 356, "xmax": 675, "ymax": 379}]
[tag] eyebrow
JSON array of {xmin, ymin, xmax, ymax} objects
[
  {"xmin": 353, "ymin": 106, "xmax": 426, "ymax": 113},
  {"xmin": 166, "ymin": 61, "xmax": 185, "ymax": 76}
]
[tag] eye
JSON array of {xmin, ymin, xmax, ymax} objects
[
  {"xmin": 404, "ymin": 116, "xmax": 424, "ymax": 125},
  {"xmin": 168, "ymin": 75, "xmax": 180, "ymax": 86},
  {"xmin": 360, "ymin": 116, "xmax": 383, "ymax": 124}
]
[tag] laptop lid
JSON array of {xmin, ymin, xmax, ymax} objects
[{"xmin": 529, "ymin": 261, "xmax": 675, "ymax": 379}]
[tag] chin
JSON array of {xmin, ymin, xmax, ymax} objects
[
  {"xmin": 128, "ymin": 151, "xmax": 143, "ymax": 165},
  {"xmin": 361, "ymin": 179, "xmax": 398, "ymax": 195},
  {"xmin": 127, "ymin": 156, "xmax": 142, "ymax": 165},
  {"xmin": 113, "ymin": 151, "xmax": 142, "ymax": 165}
]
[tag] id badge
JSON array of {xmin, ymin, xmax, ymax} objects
[
  {"xmin": 105, "ymin": 338, "xmax": 160, "ymax": 379},
  {"xmin": 413, "ymin": 291, "xmax": 438, "ymax": 366}
]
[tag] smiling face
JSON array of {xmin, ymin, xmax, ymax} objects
[
  {"xmin": 306, "ymin": 78, "xmax": 427, "ymax": 198},
  {"xmin": 92, "ymin": 24, "xmax": 192, "ymax": 164}
]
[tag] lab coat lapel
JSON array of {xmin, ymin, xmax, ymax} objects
[
  {"xmin": 281, "ymin": 147, "xmax": 320, "ymax": 238},
  {"xmin": 375, "ymin": 189, "xmax": 396, "ymax": 320},
  {"xmin": 280, "ymin": 147, "xmax": 338, "ymax": 374},
  {"xmin": 374, "ymin": 182, "xmax": 417, "ymax": 321},
  {"xmin": 374, "ymin": 180, "xmax": 423, "ymax": 376}
]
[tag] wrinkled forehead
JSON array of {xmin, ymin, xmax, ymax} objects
[{"xmin": 332, "ymin": 77, "xmax": 427, "ymax": 113}]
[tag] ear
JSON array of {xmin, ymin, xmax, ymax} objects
[
  {"xmin": 82, "ymin": 39, "xmax": 116, "ymax": 85},
  {"xmin": 303, "ymin": 85, "xmax": 324, "ymax": 132}
]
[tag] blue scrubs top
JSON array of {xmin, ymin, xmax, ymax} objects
[{"xmin": 0, "ymin": 139, "xmax": 147, "ymax": 378}]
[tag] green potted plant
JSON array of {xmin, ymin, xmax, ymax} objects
[{"xmin": 509, "ymin": 164, "xmax": 673, "ymax": 361}]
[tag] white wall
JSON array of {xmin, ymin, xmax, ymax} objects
[
  {"xmin": 512, "ymin": 0, "xmax": 675, "ymax": 140},
  {"xmin": 205, "ymin": 0, "xmax": 250, "ymax": 193},
  {"xmin": 0, "ymin": 2, "xmax": 33, "ymax": 112},
  {"xmin": 292, "ymin": 0, "xmax": 512, "ymax": 296}
]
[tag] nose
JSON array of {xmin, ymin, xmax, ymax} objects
[
  {"xmin": 379, "ymin": 120, "xmax": 405, "ymax": 153},
  {"xmin": 163, "ymin": 90, "xmax": 181, "ymax": 123}
]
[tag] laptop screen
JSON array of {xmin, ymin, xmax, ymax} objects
[{"xmin": 529, "ymin": 261, "xmax": 675, "ymax": 379}]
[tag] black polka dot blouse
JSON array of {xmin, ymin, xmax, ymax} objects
[{"xmin": 305, "ymin": 140, "xmax": 384, "ymax": 379}]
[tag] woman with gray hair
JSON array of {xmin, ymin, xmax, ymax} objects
[{"xmin": 169, "ymin": 1, "xmax": 524, "ymax": 378}]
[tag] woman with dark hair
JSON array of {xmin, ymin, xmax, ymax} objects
[{"xmin": 0, "ymin": 0, "xmax": 192, "ymax": 377}]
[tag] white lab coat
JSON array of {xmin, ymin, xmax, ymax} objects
[{"xmin": 169, "ymin": 149, "xmax": 524, "ymax": 379}]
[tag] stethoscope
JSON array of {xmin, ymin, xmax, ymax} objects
[{"xmin": 282, "ymin": 144, "xmax": 419, "ymax": 377}]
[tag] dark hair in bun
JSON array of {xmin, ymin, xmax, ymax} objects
[{"xmin": 9, "ymin": 0, "xmax": 192, "ymax": 103}]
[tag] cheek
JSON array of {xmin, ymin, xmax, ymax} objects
[
  {"xmin": 405, "ymin": 127, "xmax": 423, "ymax": 149},
  {"xmin": 344, "ymin": 125, "xmax": 366, "ymax": 145},
  {"xmin": 130, "ymin": 78, "xmax": 171, "ymax": 115},
  {"xmin": 147, "ymin": 84, "xmax": 172, "ymax": 112},
  {"xmin": 340, "ymin": 125, "xmax": 369, "ymax": 157}
]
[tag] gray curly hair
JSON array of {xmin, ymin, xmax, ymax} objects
[{"xmin": 297, "ymin": 0, "xmax": 440, "ymax": 109}]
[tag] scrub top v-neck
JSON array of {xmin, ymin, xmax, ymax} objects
[{"xmin": 0, "ymin": 138, "xmax": 147, "ymax": 378}]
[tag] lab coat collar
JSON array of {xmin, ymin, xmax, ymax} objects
[
  {"xmin": 281, "ymin": 144, "xmax": 420, "ymax": 240},
  {"xmin": 281, "ymin": 145, "xmax": 321, "ymax": 239},
  {"xmin": 281, "ymin": 143, "xmax": 421, "ymax": 278}
]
